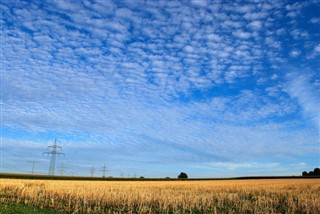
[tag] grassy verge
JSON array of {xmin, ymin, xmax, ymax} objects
[{"xmin": 0, "ymin": 202, "xmax": 65, "ymax": 214}]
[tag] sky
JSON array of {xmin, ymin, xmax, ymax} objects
[{"xmin": 1, "ymin": 0, "xmax": 319, "ymax": 178}]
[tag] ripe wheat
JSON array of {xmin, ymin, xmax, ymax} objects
[{"xmin": 0, "ymin": 179, "xmax": 319, "ymax": 213}]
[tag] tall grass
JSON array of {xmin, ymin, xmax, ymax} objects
[{"xmin": 1, "ymin": 179, "xmax": 319, "ymax": 213}]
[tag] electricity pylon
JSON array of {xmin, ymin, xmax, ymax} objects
[
  {"xmin": 27, "ymin": 161, "xmax": 36, "ymax": 174},
  {"xmin": 90, "ymin": 167, "xmax": 95, "ymax": 177},
  {"xmin": 43, "ymin": 138, "xmax": 64, "ymax": 175},
  {"xmin": 101, "ymin": 164, "xmax": 108, "ymax": 178}
]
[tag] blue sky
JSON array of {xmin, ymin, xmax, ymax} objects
[{"xmin": 1, "ymin": 0, "xmax": 319, "ymax": 178}]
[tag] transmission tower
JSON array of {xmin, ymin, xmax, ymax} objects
[
  {"xmin": 27, "ymin": 161, "xmax": 36, "ymax": 174},
  {"xmin": 43, "ymin": 138, "xmax": 64, "ymax": 175},
  {"xmin": 100, "ymin": 164, "xmax": 108, "ymax": 178},
  {"xmin": 90, "ymin": 167, "xmax": 95, "ymax": 177}
]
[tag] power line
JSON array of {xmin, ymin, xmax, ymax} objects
[{"xmin": 43, "ymin": 138, "xmax": 64, "ymax": 175}]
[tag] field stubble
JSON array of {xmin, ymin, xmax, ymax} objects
[{"xmin": 0, "ymin": 178, "xmax": 319, "ymax": 213}]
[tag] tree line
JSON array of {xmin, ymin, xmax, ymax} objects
[{"xmin": 302, "ymin": 168, "xmax": 320, "ymax": 176}]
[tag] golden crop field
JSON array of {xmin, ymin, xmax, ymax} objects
[{"xmin": 0, "ymin": 178, "xmax": 319, "ymax": 213}]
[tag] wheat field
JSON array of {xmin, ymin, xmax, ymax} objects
[{"xmin": 0, "ymin": 178, "xmax": 319, "ymax": 213}]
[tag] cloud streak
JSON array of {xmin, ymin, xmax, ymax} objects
[{"xmin": 285, "ymin": 71, "xmax": 320, "ymax": 130}]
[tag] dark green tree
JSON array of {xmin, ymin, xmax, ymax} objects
[
  {"xmin": 178, "ymin": 172, "xmax": 188, "ymax": 179},
  {"xmin": 302, "ymin": 171, "xmax": 308, "ymax": 176},
  {"xmin": 314, "ymin": 168, "xmax": 320, "ymax": 176}
]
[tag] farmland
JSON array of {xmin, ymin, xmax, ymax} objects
[{"xmin": 0, "ymin": 178, "xmax": 319, "ymax": 213}]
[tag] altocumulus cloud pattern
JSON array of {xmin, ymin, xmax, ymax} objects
[{"xmin": 1, "ymin": 0, "xmax": 319, "ymax": 178}]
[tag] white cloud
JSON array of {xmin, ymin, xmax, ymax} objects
[
  {"xmin": 296, "ymin": 162, "xmax": 307, "ymax": 167},
  {"xmin": 236, "ymin": 4, "xmax": 256, "ymax": 13},
  {"xmin": 232, "ymin": 30, "xmax": 252, "ymax": 39},
  {"xmin": 290, "ymin": 50, "xmax": 300, "ymax": 57},
  {"xmin": 285, "ymin": 72, "xmax": 320, "ymax": 130},
  {"xmin": 207, "ymin": 162, "xmax": 279, "ymax": 171},
  {"xmin": 190, "ymin": 0, "xmax": 207, "ymax": 7},
  {"xmin": 286, "ymin": 11, "xmax": 299, "ymax": 18},
  {"xmin": 276, "ymin": 28, "xmax": 286, "ymax": 36},
  {"xmin": 271, "ymin": 74, "xmax": 278, "ymax": 80},
  {"xmin": 285, "ymin": 2, "xmax": 308, "ymax": 11},
  {"xmin": 243, "ymin": 12, "xmax": 268, "ymax": 20},
  {"xmin": 310, "ymin": 18, "xmax": 320, "ymax": 24},
  {"xmin": 290, "ymin": 29, "xmax": 309, "ymax": 40},
  {"xmin": 315, "ymin": 44, "xmax": 320, "ymax": 53},
  {"xmin": 266, "ymin": 86, "xmax": 280, "ymax": 97},
  {"xmin": 248, "ymin": 20, "xmax": 262, "ymax": 30}
]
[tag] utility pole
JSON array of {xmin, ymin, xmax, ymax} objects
[
  {"xmin": 90, "ymin": 167, "xmax": 95, "ymax": 177},
  {"xmin": 101, "ymin": 164, "xmax": 108, "ymax": 178},
  {"xmin": 43, "ymin": 138, "xmax": 64, "ymax": 176}
]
